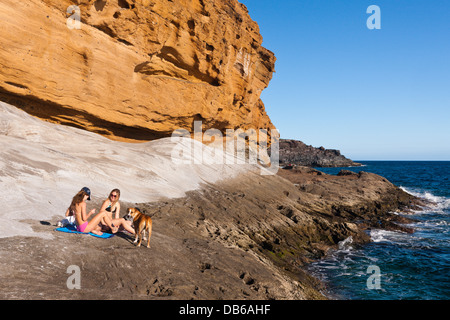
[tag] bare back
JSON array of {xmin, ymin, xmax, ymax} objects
[{"xmin": 73, "ymin": 202, "xmax": 87, "ymax": 226}]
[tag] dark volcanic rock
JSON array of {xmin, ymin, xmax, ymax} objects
[
  {"xmin": 277, "ymin": 139, "xmax": 362, "ymax": 167},
  {"xmin": 0, "ymin": 168, "xmax": 424, "ymax": 300},
  {"xmin": 337, "ymin": 170, "xmax": 359, "ymax": 176}
]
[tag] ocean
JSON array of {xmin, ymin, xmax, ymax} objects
[{"xmin": 309, "ymin": 161, "xmax": 450, "ymax": 300}]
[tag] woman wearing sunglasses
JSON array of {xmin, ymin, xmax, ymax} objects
[
  {"xmin": 65, "ymin": 187, "xmax": 116, "ymax": 235},
  {"xmin": 99, "ymin": 189, "xmax": 135, "ymax": 235}
]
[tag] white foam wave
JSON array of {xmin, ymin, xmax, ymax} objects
[
  {"xmin": 370, "ymin": 229, "xmax": 410, "ymax": 243},
  {"xmin": 338, "ymin": 236, "xmax": 353, "ymax": 251},
  {"xmin": 400, "ymin": 186, "xmax": 450, "ymax": 213}
]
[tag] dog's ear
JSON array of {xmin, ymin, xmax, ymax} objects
[{"xmin": 134, "ymin": 207, "xmax": 141, "ymax": 212}]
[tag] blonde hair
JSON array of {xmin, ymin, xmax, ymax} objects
[{"xmin": 109, "ymin": 189, "xmax": 121, "ymax": 207}]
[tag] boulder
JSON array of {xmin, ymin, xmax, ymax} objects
[{"xmin": 337, "ymin": 170, "xmax": 358, "ymax": 176}]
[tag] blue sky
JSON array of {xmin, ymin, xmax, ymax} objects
[{"xmin": 240, "ymin": 0, "xmax": 450, "ymax": 160}]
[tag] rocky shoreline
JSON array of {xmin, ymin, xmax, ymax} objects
[
  {"xmin": 0, "ymin": 166, "xmax": 424, "ymax": 300},
  {"xmin": 278, "ymin": 139, "xmax": 362, "ymax": 167}
]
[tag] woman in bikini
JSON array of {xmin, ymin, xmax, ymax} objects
[
  {"xmin": 65, "ymin": 187, "xmax": 118, "ymax": 235},
  {"xmin": 99, "ymin": 189, "xmax": 135, "ymax": 235}
]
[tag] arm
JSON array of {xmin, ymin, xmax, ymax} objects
[
  {"xmin": 98, "ymin": 199, "xmax": 117, "ymax": 230},
  {"xmin": 99, "ymin": 199, "xmax": 109, "ymax": 213},
  {"xmin": 65, "ymin": 207, "xmax": 70, "ymax": 217},
  {"xmin": 81, "ymin": 202, "xmax": 95, "ymax": 221},
  {"xmin": 115, "ymin": 202, "xmax": 121, "ymax": 219},
  {"xmin": 81, "ymin": 202, "xmax": 88, "ymax": 221}
]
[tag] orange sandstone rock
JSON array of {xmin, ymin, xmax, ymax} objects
[{"xmin": 0, "ymin": 0, "xmax": 276, "ymax": 142}]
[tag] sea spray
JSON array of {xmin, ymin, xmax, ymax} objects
[
  {"xmin": 309, "ymin": 161, "xmax": 450, "ymax": 300},
  {"xmin": 338, "ymin": 236, "xmax": 353, "ymax": 251}
]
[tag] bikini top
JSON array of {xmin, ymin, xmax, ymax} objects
[{"xmin": 105, "ymin": 201, "xmax": 117, "ymax": 214}]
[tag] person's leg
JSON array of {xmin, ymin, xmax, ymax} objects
[
  {"xmin": 112, "ymin": 218, "xmax": 135, "ymax": 234},
  {"xmin": 90, "ymin": 228, "xmax": 103, "ymax": 236},
  {"xmin": 123, "ymin": 219, "xmax": 135, "ymax": 234},
  {"xmin": 100, "ymin": 211, "xmax": 118, "ymax": 233},
  {"xmin": 84, "ymin": 211, "xmax": 111, "ymax": 234},
  {"xmin": 90, "ymin": 223, "xmax": 104, "ymax": 235},
  {"xmin": 99, "ymin": 212, "xmax": 113, "ymax": 230}
]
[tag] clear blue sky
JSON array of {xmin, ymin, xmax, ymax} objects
[{"xmin": 240, "ymin": 0, "xmax": 450, "ymax": 160}]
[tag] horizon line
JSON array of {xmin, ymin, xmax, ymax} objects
[{"xmin": 353, "ymin": 159, "xmax": 450, "ymax": 162}]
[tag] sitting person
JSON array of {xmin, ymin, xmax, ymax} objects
[
  {"xmin": 99, "ymin": 189, "xmax": 135, "ymax": 235},
  {"xmin": 66, "ymin": 187, "xmax": 118, "ymax": 235}
]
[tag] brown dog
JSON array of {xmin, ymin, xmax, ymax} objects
[{"xmin": 125, "ymin": 208, "xmax": 152, "ymax": 248}]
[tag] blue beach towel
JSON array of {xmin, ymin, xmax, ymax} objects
[{"xmin": 55, "ymin": 224, "xmax": 114, "ymax": 239}]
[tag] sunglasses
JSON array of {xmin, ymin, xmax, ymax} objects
[{"xmin": 110, "ymin": 194, "xmax": 118, "ymax": 198}]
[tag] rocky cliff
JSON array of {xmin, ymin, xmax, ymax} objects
[
  {"xmin": 0, "ymin": 0, "xmax": 275, "ymax": 142},
  {"xmin": 278, "ymin": 139, "xmax": 362, "ymax": 167}
]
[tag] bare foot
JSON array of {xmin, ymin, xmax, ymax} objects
[{"xmin": 91, "ymin": 230, "xmax": 104, "ymax": 236}]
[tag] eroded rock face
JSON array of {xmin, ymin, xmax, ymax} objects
[{"xmin": 0, "ymin": 0, "xmax": 276, "ymax": 142}]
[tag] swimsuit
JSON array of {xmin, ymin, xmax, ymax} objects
[
  {"xmin": 105, "ymin": 202, "xmax": 117, "ymax": 214},
  {"xmin": 77, "ymin": 221, "xmax": 88, "ymax": 233}
]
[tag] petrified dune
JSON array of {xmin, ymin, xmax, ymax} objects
[
  {"xmin": 0, "ymin": 0, "xmax": 276, "ymax": 142},
  {"xmin": 0, "ymin": 100, "xmax": 258, "ymax": 239}
]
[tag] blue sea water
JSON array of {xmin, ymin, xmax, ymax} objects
[{"xmin": 308, "ymin": 161, "xmax": 450, "ymax": 300}]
